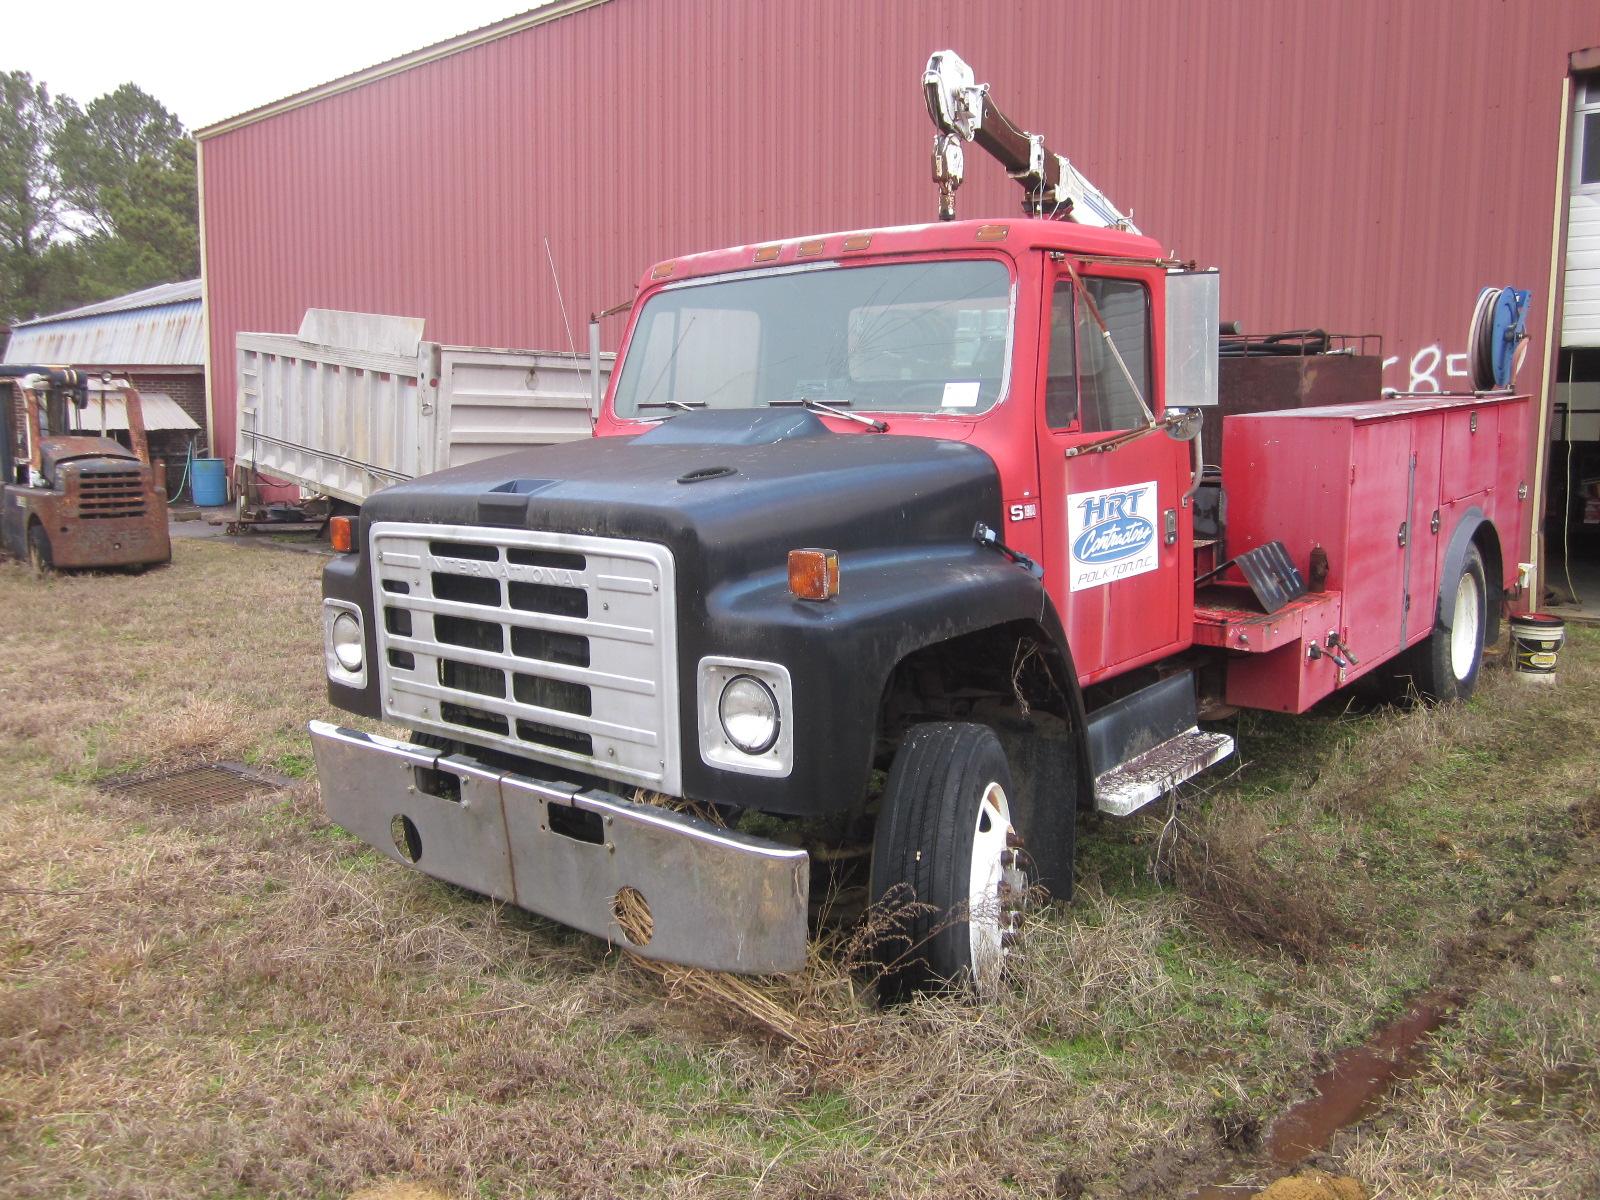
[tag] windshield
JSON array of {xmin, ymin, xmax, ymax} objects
[{"xmin": 611, "ymin": 259, "xmax": 1013, "ymax": 418}]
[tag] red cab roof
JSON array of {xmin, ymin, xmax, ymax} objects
[{"xmin": 643, "ymin": 218, "xmax": 1169, "ymax": 287}]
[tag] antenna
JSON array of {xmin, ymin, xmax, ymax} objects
[{"xmin": 542, "ymin": 235, "xmax": 590, "ymax": 418}]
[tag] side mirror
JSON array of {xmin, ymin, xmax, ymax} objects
[{"xmin": 1164, "ymin": 408, "xmax": 1202, "ymax": 442}]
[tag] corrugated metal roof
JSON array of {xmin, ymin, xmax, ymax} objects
[
  {"xmin": 198, "ymin": 0, "xmax": 1600, "ymax": 470},
  {"xmin": 69, "ymin": 393, "xmax": 201, "ymax": 433},
  {"xmin": 14, "ymin": 279, "xmax": 202, "ymax": 325},
  {"xmin": 4, "ymin": 280, "xmax": 203, "ymax": 367}
]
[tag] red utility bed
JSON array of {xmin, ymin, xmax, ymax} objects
[{"xmin": 1194, "ymin": 393, "xmax": 1531, "ymax": 713}]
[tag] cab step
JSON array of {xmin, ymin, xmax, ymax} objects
[
  {"xmin": 1094, "ymin": 728, "xmax": 1235, "ymax": 817},
  {"xmin": 1084, "ymin": 671, "xmax": 1235, "ymax": 817}
]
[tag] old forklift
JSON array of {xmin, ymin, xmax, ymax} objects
[{"xmin": 0, "ymin": 366, "xmax": 171, "ymax": 573}]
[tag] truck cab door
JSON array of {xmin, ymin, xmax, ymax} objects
[{"xmin": 1035, "ymin": 263, "xmax": 1192, "ymax": 683}]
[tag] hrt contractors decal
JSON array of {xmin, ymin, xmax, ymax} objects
[{"xmin": 1067, "ymin": 480, "xmax": 1158, "ymax": 591}]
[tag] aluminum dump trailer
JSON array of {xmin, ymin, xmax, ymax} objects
[{"xmin": 236, "ymin": 309, "xmax": 610, "ymax": 506}]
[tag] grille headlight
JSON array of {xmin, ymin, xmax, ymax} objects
[
  {"xmin": 324, "ymin": 600, "xmax": 366, "ymax": 687},
  {"xmin": 717, "ymin": 674, "xmax": 779, "ymax": 755},
  {"xmin": 331, "ymin": 612, "xmax": 364, "ymax": 672}
]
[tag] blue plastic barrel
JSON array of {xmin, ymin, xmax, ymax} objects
[{"xmin": 191, "ymin": 458, "xmax": 227, "ymax": 506}]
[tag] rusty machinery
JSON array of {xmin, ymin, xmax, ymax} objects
[{"xmin": 0, "ymin": 366, "xmax": 171, "ymax": 573}]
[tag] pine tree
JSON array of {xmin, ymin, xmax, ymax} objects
[{"xmin": 0, "ymin": 75, "xmax": 197, "ymax": 323}]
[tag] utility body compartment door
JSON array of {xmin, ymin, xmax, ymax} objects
[
  {"xmin": 1034, "ymin": 261, "xmax": 1192, "ymax": 683},
  {"xmin": 1343, "ymin": 420, "xmax": 1411, "ymax": 668},
  {"xmin": 1224, "ymin": 411, "xmax": 1409, "ymax": 687},
  {"xmin": 1402, "ymin": 413, "xmax": 1445, "ymax": 651},
  {"xmin": 1441, "ymin": 405, "xmax": 1499, "ymax": 503}
]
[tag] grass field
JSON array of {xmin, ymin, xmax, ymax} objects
[{"xmin": 1, "ymin": 537, "xmax": 1596, "ymax": 1199}]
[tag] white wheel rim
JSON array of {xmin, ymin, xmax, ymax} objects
[
  {"xmin": 968, "ymin": 782, "xmax": 1025, "ymax": 996},
  {"xmin": 1450, "ymin": 571, "xmax": 1481, "ymax": 682}
]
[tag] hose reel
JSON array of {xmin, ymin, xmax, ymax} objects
[{"xmin": 1467, "ymin": 286, "xmax": 1530, "ymax": 392}]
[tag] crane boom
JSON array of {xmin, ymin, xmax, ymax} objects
[{"xmin": 922, "ymin": 50, "xmax": 1138, "ymax": 232}]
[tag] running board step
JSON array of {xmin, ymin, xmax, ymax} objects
[{"xmin": 1094, "ymin": 728, "xmax": 1235, "ymax": 817}]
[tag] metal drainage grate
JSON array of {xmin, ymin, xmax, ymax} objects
[{"xmin": 98, "ymin": 763, "xmax": 287, "ymax": 811}]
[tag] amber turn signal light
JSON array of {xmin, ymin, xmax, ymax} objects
[
  {"xmin": 788, "ymin": 548, "xmax": 840, "ymax": 601},
  {"xmin": 329, "ymin": 515, "xmax": 355, "ymax": 553}
]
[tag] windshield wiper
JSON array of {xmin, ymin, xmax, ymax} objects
[
  {"xmin": 770, "ymin": 397, "xmax": 888, "ymax": 432},
  {"xmin": 637, "ymin": 400, "xmax": 706, "ymax": 412}
]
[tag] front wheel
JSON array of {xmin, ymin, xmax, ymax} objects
[
  {"xmin": 26, "ymin": 524, "xmax": 52, "ymax": 577},
  {"xmin": 1399, "ymin": 544, "xmax": 1487, "ymax": 702},
  {"xmin": 868, "ymin": 722, "xmax": 1029, "ymax": 1002}
]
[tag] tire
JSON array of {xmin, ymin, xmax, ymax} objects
[
  {"xmin": 26, "ymin": 524, "xmax": 52, "ymax": 577},
  {"xmin": 868, "ymin": 722, "xmax": 1029, "ymax": 1002},
  {"xmin": 1397, "ymin": 544, "xmax": 1487, "ymax": 702}
]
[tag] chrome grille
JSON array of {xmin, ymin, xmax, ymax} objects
[
  {"xmin": 76, "ymin": 469, "xmax": 147, "ymax": 519},
  {"xmin": 370, "ymin": 522, "xmax": 680, "ymax": 793}
]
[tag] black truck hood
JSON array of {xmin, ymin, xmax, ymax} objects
[
  {"xmin": 361, "ymin": 410, "xmax": 1001, "ymax": 573},
  {"xmin": 330, "ymin": 410, "xmax": 1058, "ymax": 827}
]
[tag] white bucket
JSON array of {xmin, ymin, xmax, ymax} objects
[{"xmin": 1509, "ymin": 613, "xmax": 1565, "ymax": 682}]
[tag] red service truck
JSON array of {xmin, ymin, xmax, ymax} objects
[{"xmin": 308, "ymin": 51, "xmax": 1534, "ymax": 999}]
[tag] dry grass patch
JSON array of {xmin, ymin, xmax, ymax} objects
[
  {"xmin": 1161, "ymin": 796, "xmax": 1367, "ymax": 961},
  {"xmin": 2, "ymin": 540, "xmax": 1599, "ymax": 1199},
  {"xmin": 1335, "ymin": 900, "xmax": 1600, "ymax": 1198},
  {"xmin": 0, "ymin": 544, "xmax": 334, "ymax": 780},
  {"xmin": 111, "ymin": 694, "xmax": 258, "ymax": 768},
  {"xmin": 1150, "ymin": 635, "xmax": 1600, "ymax": 967}
]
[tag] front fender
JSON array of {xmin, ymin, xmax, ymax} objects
[
  {"xmin": 685, "ymin": 542, "xmax": 1066, "ymax": 817},
  {"xmin": 321, "ymin": 548, "xmax": 381, "ymax": 719}
]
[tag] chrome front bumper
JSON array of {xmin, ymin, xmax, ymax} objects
[{"xmin": 309, "ymin": 721, "xmax": 809, "ymax": 973}]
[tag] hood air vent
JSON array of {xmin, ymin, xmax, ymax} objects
[
  {"xmin": 677, "ymin": 465, "xmax": 736, "ymax": 484},
  {"xmin": 478, "ymin": 478, "xmax": 559, "ymax": 526}
]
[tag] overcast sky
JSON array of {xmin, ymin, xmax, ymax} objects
[{"xmin": 4, "ymin": 1, "xmax": 541, "ymax": 130}]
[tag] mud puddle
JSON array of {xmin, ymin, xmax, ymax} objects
[
  {"xmin": 1261, "ymin": 989, "xmax": 1457, "ymax": 1162},
  {"xmin": 1179, "ymin": 819, "xmax": 1598, "ymax": 1199},
  {"xmin": 1188, "ymin": 992, "xmax": 1457, "ymax": 1198}
]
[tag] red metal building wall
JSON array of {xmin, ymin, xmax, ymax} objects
[{"xmin": 200, "ymin": 0, "xmax": 1600, "ymax": 466}]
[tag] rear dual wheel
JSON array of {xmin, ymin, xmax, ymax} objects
[{"xmin": 868, "ymin": 722, "xmax": 1029, "ymax": 1002}]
